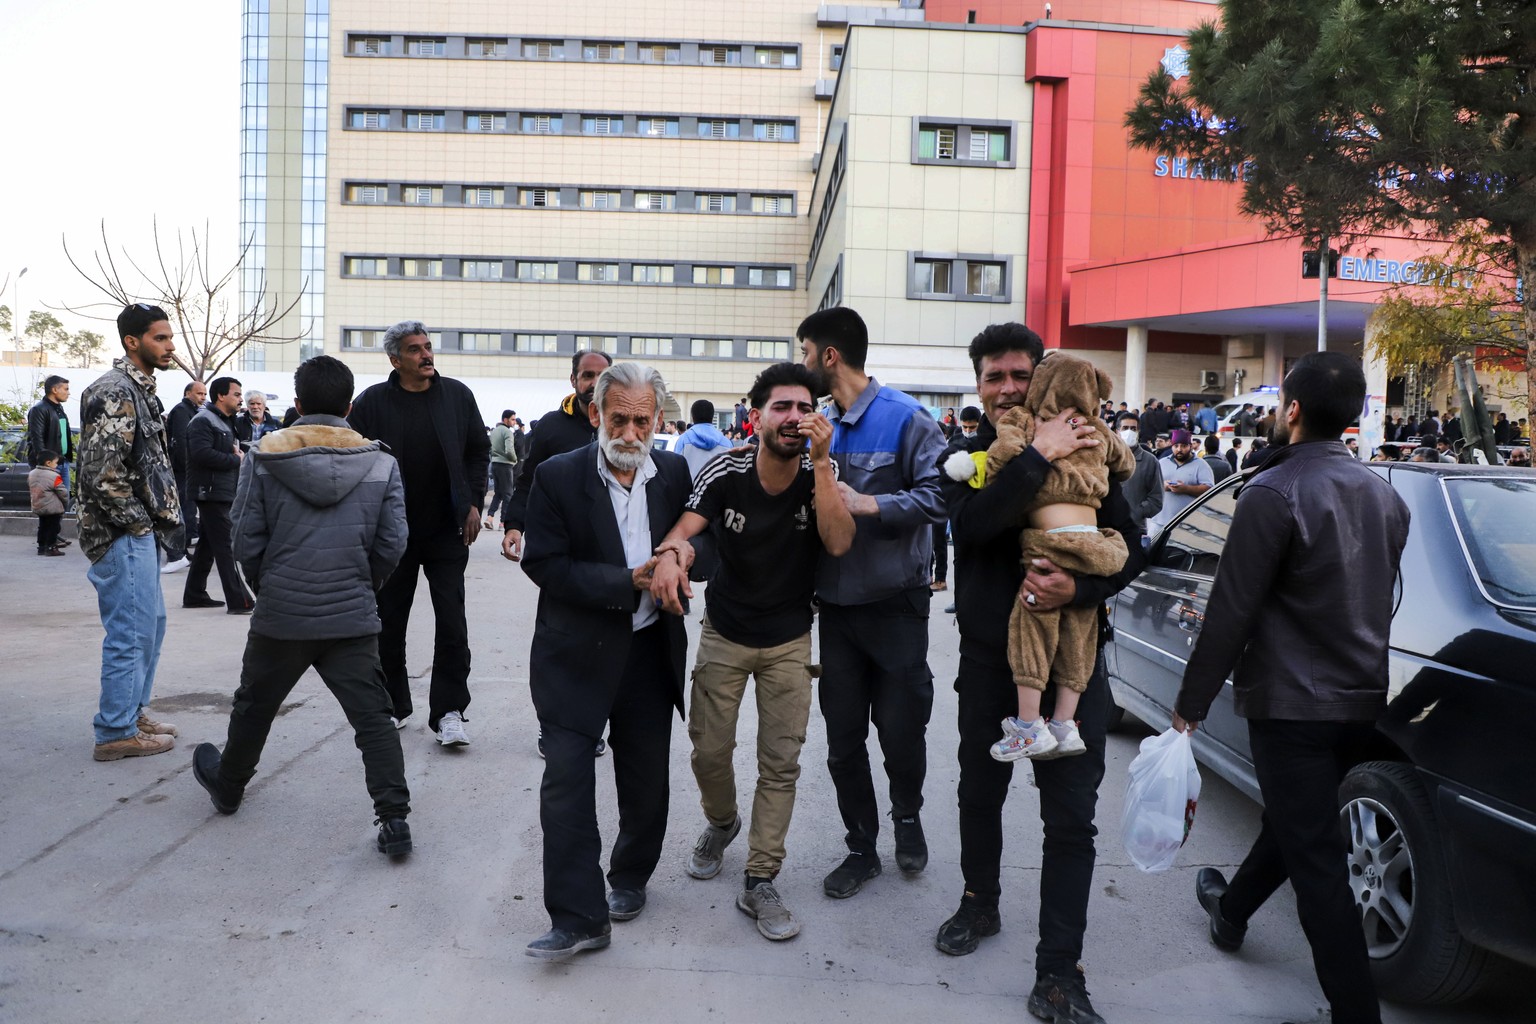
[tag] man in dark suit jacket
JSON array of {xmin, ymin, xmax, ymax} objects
[{"xmin": 520, "ymin": 361, "xmax": 697, "ymax": 961}]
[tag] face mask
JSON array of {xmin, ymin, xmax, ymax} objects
[{"xmin": 1119, "ymin": 429, "xmax": 1139, "ymax": 447}]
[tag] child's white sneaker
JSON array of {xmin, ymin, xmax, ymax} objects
[
  {"xmin": 989, "ymin": 717, "xmax": 1058, "ymax": 762},
  {"xmin": 1037, "ymin": 718, "xmax": 1087, "ymax": 759}
]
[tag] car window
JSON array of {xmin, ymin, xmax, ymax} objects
[
  {"xmin": 1152, "ymin": 479, "xmax": 1240, "ymax": 577},
  {"xmin": 1443, "ymin": 477, "xmax": 1536, "ymax": 609}
]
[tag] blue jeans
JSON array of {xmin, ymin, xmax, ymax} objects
[{"xmin": 87, "ymin": 533, "xmax": 167, "ymax": 743}]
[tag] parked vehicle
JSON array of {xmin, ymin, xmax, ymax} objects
[
  {"xmin": 1106, "ymin": 462, "xmax": 1536, "ymax": 1004},
  {"xmin": 1213, "ymin": 387, "xmax": 1360, "ymax": 442}
]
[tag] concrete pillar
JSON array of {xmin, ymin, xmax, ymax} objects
[
  {"xmin": 1124, "ymin": 323, "xmax": 1148, "ymax": 408},
  {"xmin": 1359, "ymin": 321, "xmax": 1389, "ymax": 457},
  {"xmin": 1262, "ymin": 332, "xmax": 1285, "ymax": 390}
]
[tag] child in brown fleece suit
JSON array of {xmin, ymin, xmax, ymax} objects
[
  {"xmin": 29, "ymin": 449, "xmax": 70, "ymax": 556},
  {"xmin": 945, "ymin": 353, "xmax": 1134, "ymax": 760}
]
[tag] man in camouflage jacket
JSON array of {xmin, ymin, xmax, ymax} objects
[{"xmin": 76, "ymin": 303, "xmax": 185, "ymax": 762}]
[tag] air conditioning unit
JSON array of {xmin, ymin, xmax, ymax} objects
[{"xmin": 1199, "ymin": 370, "xmax": 1222, "ymax": 389}]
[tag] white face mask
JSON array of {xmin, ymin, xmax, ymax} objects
[{"xmin": 1119, "ymin": 429, "xmax": 1140, "ymax": 447}]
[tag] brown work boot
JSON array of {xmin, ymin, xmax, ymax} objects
[
  {"xmin": 94, "ymin": 731, "xmax": 175, "ymax": 762},
  {"xmin": 136, "ymin": 711, "xmax": 179, "ymax": 737}
]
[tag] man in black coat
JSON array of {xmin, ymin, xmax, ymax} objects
[
  {"xmin": 348, "ymin": 321, "xmax": 490, "ymax": 746},
  {"xmin": 163, "ymin": 379, "xmax": 207, "ymax": 566},
  {"xmin": 520, "ymin": 362, "xmax": 697, "ymax": 961},
  {"xmin": 26, "ymin": 375, "xmax": 76, "ymax": 493},
  {"xmin": 183, "ymin": 377, "xmax": 255, "ymax": 613}
]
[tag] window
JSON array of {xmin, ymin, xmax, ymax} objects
[
  {"xmin": 691, "ymin": 338, "xmax": 733, "ymax": 358},
  {"xmin": 746, "ymin": 340, "xmax": 790, "ymax": 359},
  {"xmin": 748, "ymin": 267, "xmax": 792, "ymax": 288},
  {"xmin": 346, "ymin": 183, "xmax": 387, "ymax": 203},
  {"xmin": 351, "ymin": 36, "xmax": 389, "ymax": 56},
  {"xmin": 459, "ymin": 332, "xmax": 498, "ymax": 352},
  {"xmin": 516, "ymin": 261, "xmax": 559, "ymax": 281},
  {"xmin": 1155, "ymin": 483, "xmax": 1239, "ymax": 578},
  {"xmin": 514, "ymin": 333, "xmax": 559, "ymax": 353},
  {"xmin": 580, "ymin": 190, "xmax": 621, "ymax": 208},
  {"xmin": 350, "ymin": 110, "xmax": 389, "ymax": 129},
  {"xmin": 521, "ymin": 114, "xmax": 562, "ymax": 134},
  {"xmin": 631, "ymin": 264, "xmax": 674, "ymax": 283},
  {"xmin": 755, "ymin": 47, "xmax": 797, "ymax": 67},
  {"xmin": 753, "ymin": 121, "xmax": 795, "ymax": 141},
  {"xmin": 631, "ymin": 337, "xmax": 673, "ymax": 356},
  {"xmin": 635, "ymin": 191, "xmax": 675, "ymax": 210},
  {"xmin": 965, "ymin": 261, "xmax": 1004, "ymax": 297},
  {"xmin": 522, "ymin": 40, "xmax": 561, "ymax": 59},
  {"xmin": 463, "ymin": 187, "xmax": 503, "ymax": 206},
  {"xmin": 639, "ymin": 44, "xmax": 680, "ymax": 64},
  {"xmin": 969, "ymin": 129, "xmax": 1008, "ymax": 161},
  {"xmin": 641, "ymin": 117, "xmax": 679, "ymax": 137},
  {"xmin": 518, "ymin": 188, "xmax": 560, "ymax": 208},
  {"xmin": 699, "ymin": 119, "xmax": 741, "ymax": 139},
  {"xmin": 830, "ymin": 44, "xmax": 844, "ymax": 71},
  {"xmin": 345, "ymin": 330, "xmax": 382, "ymax": 349},
  {"xmin": 692, "ymin": 266, "xmax": 736, "ymax": 285},
  {"xmin": 582, "ymin": 115, "xmax": 617, "ymax": 135},
  {"xmin": 696, "ymin": 193, "xmax": 737, "ymax": 213},
  {"xmin": 917, "ymin": 121, "xmax": 1012, "ymax": 164},
  {"xmin": 345, "ymin": 257, "xmax": 384, "ymax": 276},
  {"xmin": 582, "ymin": 41, "xmax": 622, "ymax": 61},
  {"xmin": 462, "ymin": 260, "xmax": 504, "ymax": 280},
  {"xmin": 406, "ymin": 37, "xmax": 445, "ymax": 56},
  {"xmin": 577, "ymin": 263, "xmax": 620, "ymax": 281},
  {"xmin": 405, "ymin": 111, "xmax": 445, "ymax": 131},
  {"xmin": 469, "ymin": 38, "xmax": 507, "ymax": 57},
  {"xmin": 466, "ymin": 113, "xmax": 507, "ymax": 132},
  {"xmin": 914, "ymin": 259, "xmax": 951, "ymax": 294},
  {"xmin": 577, "ymin": 335, "xmax": 619, "ymax": 354},
  {"xmin": 401, "ymin": 259, "xmax": 442, "ymax": 278},
  {"xmin": 751, "ymin": 194, "xmax": 791, "ymax": 214},
  {"xmin": 402, "ymin": 185, "xmax": 442, "ymax": 204},
  {"xmin": 701, "ymin": 45, "xmax": 740, "ymax": 65}
]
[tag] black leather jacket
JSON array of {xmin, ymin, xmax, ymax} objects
[
  {"xmin": 1175, "ymin": 441, "xmax": 1411, "ymax": 723},
  {"xmin": 186, "ymin": 405, "xmax": 244, "ymax": 504}
]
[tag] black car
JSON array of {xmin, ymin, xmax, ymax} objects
[{"xmin": 1106, "ymin": 462, "xmax": 1536, "ymax": 1004}]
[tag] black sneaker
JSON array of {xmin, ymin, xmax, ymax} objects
[
  {"xmin": 1196, "ymin": 867, "xmax": 1246, "ymax": 951},
  {"xmin": 376, "ymin": 816, "xmax": 412, "ymax": 857},
  {"xmin": 822, "ymin": 851, "xmax": 881, "ymax": 899},
  {"xmin": 1027, "ymin": 967, "xmax": 1106, "ymax": 1024},
  {"xmin": 934, "ymin": 895, "xmax": 1001, "ymax": 956},
  {"xmin": 191, "ymin": 742, "xmax": 241, "ymax": 815},
  {"xmin": 893, "ymin": 813, "xmax": 928, "ymax": 873}
]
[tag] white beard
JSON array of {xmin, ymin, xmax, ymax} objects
[{"xmin": 599, "ymin": 422, "xmax": 651, "ymax": 473}]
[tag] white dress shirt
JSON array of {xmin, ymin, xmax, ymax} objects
[{"xmin": 596, "ymin": 447, "xmax": 659, "ymax": 632}]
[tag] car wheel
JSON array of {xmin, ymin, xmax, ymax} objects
[{"xmin": 1339, "ymin": 760, "xmax": 1493, "ymax": 1004}]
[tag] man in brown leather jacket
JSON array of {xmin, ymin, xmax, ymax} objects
[{"xmin": 1171, "ymin": 351, "xmax": 1410, "ymax": 1024}]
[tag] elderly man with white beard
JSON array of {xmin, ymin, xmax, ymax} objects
[{"xmin": 519, "ymin": 361, "xmax": 701, "ymax": 960}]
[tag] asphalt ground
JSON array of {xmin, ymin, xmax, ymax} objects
[{"xmin": 0, "ymin": 523, "xmax": 1524, "ymax": 1023}]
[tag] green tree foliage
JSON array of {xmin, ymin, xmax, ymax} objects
[
  {"xmin": 24, "ymin": 311, "xmax": 67, "ymax": 354},
  {"xmin": 59, "ymin": 329, "xmax": 107, "ymax": 368},
  {"xmin": 0, "ymin": 304, "xmax": 10, "ymax": 335},
  {"xmin": 1126, "ymin": 0, "xmax": 1536, "ymax": 414}
]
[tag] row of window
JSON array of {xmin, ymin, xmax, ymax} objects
[
  {"xmin": 912, "ymin": 118, "xmax": 1016, "ymax": 167},
  {"xmin": 909, "ymin": 254, "xmax": 1012, "ymax": 302},
  {"xmin": 341, "ymin": 256, "xmax": 795, "ymax": 289},
  {"xmin": 343, "ymin": 182, "xmax": 794, "ymax": 215},
  {"xmin": 345, "ymin": 108, "xmax": 798, "ymax": 141},
  {"xmin": 347, "ymin": 34, "xmax": 800, "ymax": 68},
  {"xmin": 341, "ymin": 328, "xmax": 792, "ymax": 361}
]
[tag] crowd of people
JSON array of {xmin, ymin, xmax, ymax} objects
[{"xmin": 31, "ymin": 298, "xmax": 1518, "ymax": 1024}]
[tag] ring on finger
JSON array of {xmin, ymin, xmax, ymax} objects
[{"xmin": 1025, "ymin": 592, "xmax": 1038, "ymax": 606}]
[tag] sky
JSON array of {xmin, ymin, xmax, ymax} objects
[{"xmin": 0, "ymin": 0, "xmax": 239, "ymax": 348}]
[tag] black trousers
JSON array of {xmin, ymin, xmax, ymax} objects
[
  {"xmin": 540, "ymin": 624, "xmax": 675, "ymax": 933},
  {"xmin": 1222, "ymin": 719, "xmax": 1381, "ymax": 1024},
  {"xmin": 375, "ymin": 525, "xmax": 471, "ymax": 731},
  {"xmin": 956, "ymin": 652, "xmax": 1108, "ymax": 978},
  {"xmin": 930, "ymin": 523, "xmax": 948, "ymax": 583},
  {"xmin": 817, "ymin": 590, "xmax": 934, "ymax": 856},
  {"xmin": 37, "ymin": 513, "xmax": 62, "ymax": 551},
  {"xmin": 185, "ymin": 500, "xmax": 253, "ymax": 610},
  {"xmin": 165, "ymin": 472, "xmax": 199, "ymax": 560},
  {"xmin": 218, "ymin": 633, "xmax": 410, "ymax": 819},
  {"xmin": 486, "ymin": 463, "xmax": 514, "ymax": 519}
]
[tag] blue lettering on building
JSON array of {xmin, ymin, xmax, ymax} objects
[
  {"xmin": 1337, "ymin": 256, "xmax": 1480, "ymax": 289},
  {"xmin": 1153, "ymin": 155, "xmax": 1253, "ymax": 182}
]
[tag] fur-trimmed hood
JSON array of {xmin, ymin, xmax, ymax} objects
[{"xmin": 251, "ymin": 416, "xmax": 386, "ymax": 508}]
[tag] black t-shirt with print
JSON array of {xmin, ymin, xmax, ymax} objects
[{"xmin": 685, "ymin": 447, "xmax": 831, "ymax": 648}]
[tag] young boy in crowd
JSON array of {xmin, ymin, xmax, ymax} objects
[
  {"xmin": 29, "ymin": 449, "xmax": 70, "ymax": 556},
  {"xmin": 192, "ymin": 355, "xmax": 414, "ymax": 857}
]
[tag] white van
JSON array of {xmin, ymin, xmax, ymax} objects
[{"xmin": 1213, "ymin": 385, "xmax": 1359, "ymax": 441}]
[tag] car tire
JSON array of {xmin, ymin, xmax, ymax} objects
[{"xmin": 1339, "ymin": 760, "xmax": 1493, "ymax": 1004}]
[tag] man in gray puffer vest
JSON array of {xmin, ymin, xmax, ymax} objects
[{"xmin": 192, "ymin": 356, "xmax": 415, "ymax": 858}]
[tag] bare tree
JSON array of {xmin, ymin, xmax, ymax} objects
[{"xmin": 61, "ymin": 221, "xmax": 306, "ymax": 380}]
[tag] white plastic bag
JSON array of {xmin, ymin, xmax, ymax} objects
[{"xmin": 1122, "ymin": 727, "xmax": 1202, "ymax": 873}]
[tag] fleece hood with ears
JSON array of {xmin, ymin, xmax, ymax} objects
[{"xmin": 252, "ymin": 423, "xmax": 385, "ymax": 507}]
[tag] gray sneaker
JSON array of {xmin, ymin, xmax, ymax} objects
[
  {"xmin": 686, "ymin": 815, "xmax": 742, "ymax": 879},
  {"xmin": 737, "ymin": 882, "xmax": 800, "ymax": 941}
]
